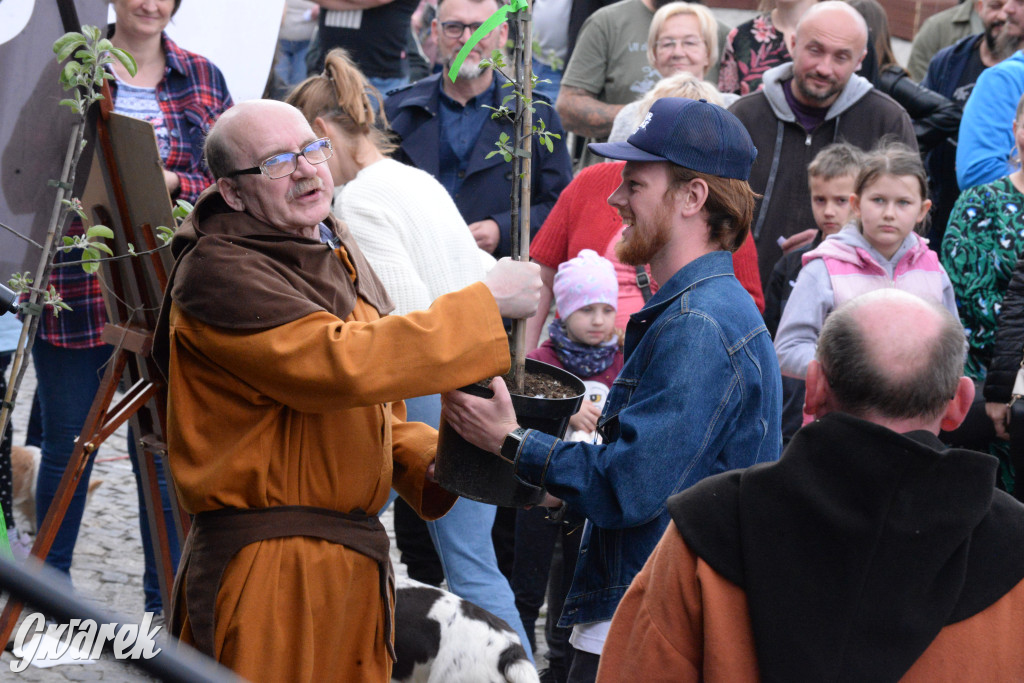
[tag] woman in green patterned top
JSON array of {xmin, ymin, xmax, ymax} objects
[{"xmin": 940, "ymin": 92, "xmax": 1024, "ymax": 490}]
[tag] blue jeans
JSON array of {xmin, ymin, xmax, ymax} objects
[
  {"xmin": 404, "ymin": 394, "xmax": 534, "ymax": 661},
  {"xmin": 274, "ymin": 38, "xmax": 311, "ymax": 95},
  {"xmin": 31, "ymin": 340, "xmax": 111, "ymax": 574},
  {"xmin": 532, "ymin": 59, "xmax": 563, "ymax": 103},
  {"xmin": 127, "ymin": 431, "xmax": 181, "ymax": 614},
  {"xmin": 428, "ymin": 499, "xmax": 534, "ymax": 661},
  {"xmin": 370, "ymin": 76, "xmax": 409, "ymax": 99}
]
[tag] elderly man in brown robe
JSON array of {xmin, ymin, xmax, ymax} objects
[{"xmin": 154, "ymin": 99, "xmax": 540, "ymax": 682}]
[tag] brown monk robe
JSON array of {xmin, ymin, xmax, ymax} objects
[{"xmin": 156, "ymin": 187, "xmax": 510, "ymax": 681}]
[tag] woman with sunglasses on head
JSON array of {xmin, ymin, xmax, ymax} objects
[{"xmin": 28, "ymin": 0, "xmax": 231, "ymax": 617}]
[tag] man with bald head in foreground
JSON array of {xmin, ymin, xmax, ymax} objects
[
  {"xmin": 729, "ymin": 0, "xmax": 917, "ymax": 287},
  {"xmin": 155, "ymin": 99, "xmax": 540, "ymax": 681},
  {"xmin": 597, "ymin": 289, "xmax": 1024, "ymax": 681}
]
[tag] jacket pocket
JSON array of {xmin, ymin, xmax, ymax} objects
[{"xmin": 597, "ymin": 378, "xmax": 637, "ymax": 443}]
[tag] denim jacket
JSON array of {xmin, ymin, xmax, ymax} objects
[{"xmin": 514, "ymin": 250, "xmax": 783, "ymax": 627}]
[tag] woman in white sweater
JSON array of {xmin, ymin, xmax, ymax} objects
[
  {"xmin": 286, "ymin": 50, "xmax": 536, "ymax": 659},
  {"xmin": 287, "ymin": 49, "xmax": 493, "ymax": 316}
]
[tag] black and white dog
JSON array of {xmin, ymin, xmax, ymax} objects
[{"xmin": 392, "ymin": 577, "xmax": 540, "ymax": 683}]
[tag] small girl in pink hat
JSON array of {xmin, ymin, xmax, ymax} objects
[{"xmin": 528, "ymin": 249, "xmax": 624, "ymax": 441}]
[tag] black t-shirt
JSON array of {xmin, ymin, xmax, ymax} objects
[
  {"xmin": 317, "ymin": 0, "xmax": 419, "ymax": 80},
  {"xmin": 952, "ymin": 45, "xmax": 987, "ymax": 107}
]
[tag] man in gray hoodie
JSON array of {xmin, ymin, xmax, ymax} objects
[{"xmin": 729, "ymin": 1, "xmax": 916, "ymax": 287}]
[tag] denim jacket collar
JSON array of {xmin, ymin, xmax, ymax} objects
[{"xmin": 625, "ymin": 250, "xmax": 735, "ymax": 355}]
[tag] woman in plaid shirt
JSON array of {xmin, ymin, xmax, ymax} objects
[{"xmin": 31, "ymin": 0, "xmax": 231, "ymax": 615}]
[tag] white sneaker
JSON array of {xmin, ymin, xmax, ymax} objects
[{"xmin": 7, "ymin": 528, "xmax": 32, "ymax": 561}]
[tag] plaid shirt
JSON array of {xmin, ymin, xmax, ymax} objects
[{"xmin": 39, "ymin": 34, "xmax": 233, "ymax": 348}]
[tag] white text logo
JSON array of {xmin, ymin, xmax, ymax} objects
[{"xmin": 10, "ymin": 612, "xmax": 162, "ymax": 672}]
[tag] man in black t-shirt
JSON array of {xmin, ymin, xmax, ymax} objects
[
  {"xmin": 310, "ymin": 0, "xmax": 419, "ymax": 93},
  {"xmin": 922, "ymin": 0, "xmax": 1024, "ymax": 246}
]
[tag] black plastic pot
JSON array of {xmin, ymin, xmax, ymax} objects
[{"xmin": 436, "ymin": 358, "xmax": 585, "ymax": 507}]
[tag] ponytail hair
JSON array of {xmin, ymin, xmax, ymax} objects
[{"xmin": 285, "ymin": 48, "xmax": 396, "ymax": 157}]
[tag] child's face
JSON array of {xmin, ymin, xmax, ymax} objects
[
  {"xmin": 851, "ymin": 174, "xmax": 932, "ymax": 260},
  {"xmin": 565, "ymin": 304, "xmax": 617, "ymax": 346},
  {"xmin": 809, "ymin": 174, "xmax": 856, "ymax": 237}
]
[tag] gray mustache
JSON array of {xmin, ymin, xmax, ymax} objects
[{"xmin": 287, "ymin": 177, "xmax": 324, "ymax": 200}]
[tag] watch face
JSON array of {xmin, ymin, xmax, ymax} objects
[{"xmin": 501, "ymin": 429, "xmax": 525, "ymax": 461}]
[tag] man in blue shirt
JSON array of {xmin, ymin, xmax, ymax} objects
[
  {"xmin": 956, "ymin": 0, "xmax": 1024, "ymax": 189},
  {"xmin": 443, "ymin": 97, "xmax": 783, "ymax": 682},
  {"xmin": 384, "ymin": 0, "xmax": 572, "ymax": 259}
]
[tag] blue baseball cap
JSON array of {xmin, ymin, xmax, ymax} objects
[{"xmin": 589, "ymin": 98, "xmax": 758, "ymax": 181}]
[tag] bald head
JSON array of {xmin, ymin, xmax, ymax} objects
[
  {"xmin": 205, "ymin": 100, "xmax": 315, "ymax": 180},
  {"xmin": 789, "ymin": 1, "xmax": 869, "ymax": 108},
  {"xmin": 816, "ymin": 290, "xmax": 966, "ymax": 422},
  {"xmin": 797, "ymin": 1, "xmax": 869, "ymax": 47}
]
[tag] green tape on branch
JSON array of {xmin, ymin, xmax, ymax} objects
[{"xmin": 447, "ymin": 0, "xmax": 528, "ymax": 83}]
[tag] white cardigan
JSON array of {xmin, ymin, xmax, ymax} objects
[{"xmin": 333, "ymin": 158, "xmax": 496, "ymax": 315}]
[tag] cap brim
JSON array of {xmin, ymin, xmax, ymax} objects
[{"xmin": 588, "ymin": 141, "xmax": 667, "ymax": 163}]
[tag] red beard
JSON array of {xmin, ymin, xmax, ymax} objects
[{"xmin": 614, "ymin": 201, "xmax": 673, "ymax": 266}]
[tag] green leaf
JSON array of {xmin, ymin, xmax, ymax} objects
[
  {"xmin": 90, "ymin": 241, "xmax": 114, "ymax": 256},
  {"xmin": 173, "ymin": 199, "xmax": 194, "ymax": 220},
  {"xmin": 83, "ymin": 25, "xmax": 101, "ymax": 43},
  {"xmin": 544, "ymin": 136, "xmax": 554, "ymax": 153},
  {"xmin": 485, "ymin": 150, "xmax": 502, "ymax": 159},
  {"xmin": 86, "ymin": 225, "xmax": 115, "ymax": 239},
  {"xmin": 62, "ymin": 236, "xmax": 75, "ymax": 247},
  {"xmin": 96, "ymin": 39, "xmax": 113, "ymax": 52},
  {"xmin": 58, "ymin": 98, "xmax": 82, "ymax": 114},
  {"xmin": 59, "ymin": 61, "xmax": 82, "ymax": 89},
  {"xmin": 109, "ymin": 48, "xmax": 137, "ymax": 77},
  {"xmin": 54, "ymin": 37, "xmax": 86, "ymax": 63}
]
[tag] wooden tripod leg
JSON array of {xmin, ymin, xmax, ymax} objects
[
  {"xmin": 0, "ymin": 349, "xmax": 130, "ymax": 645},
  {"xmin": 135, "ymin": 438, "xmax": 177, "ymax": 613}
]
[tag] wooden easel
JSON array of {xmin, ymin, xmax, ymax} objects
[{"xmin": 0, "ymin": 16, "xmax": 188, "ymax": 642}]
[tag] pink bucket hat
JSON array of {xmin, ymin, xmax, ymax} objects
[{"xmin": 553, "ymin": 249, "xmax": 618, "ymax": 320}]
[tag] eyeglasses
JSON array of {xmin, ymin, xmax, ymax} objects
[
  {"xmin": 226, "ymin": 137, "xmax": 334, "ymax": 180},
  {"xmin": 440, "ymin": 20, "xmax": 484, "ymax": 38},
  {"xmin": 655, "ymin": 37, "xmax": 705, "ymax": 53}
]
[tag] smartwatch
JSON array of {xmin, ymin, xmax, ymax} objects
[{"xmin": 499, "ymin": 427, "xmax": 529, "ymax": 463}]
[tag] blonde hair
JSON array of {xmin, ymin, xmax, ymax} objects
[
  {"xmin": 285, "ymin": 48, "xmax": 396, "ymax": 158},
  {"xmin": 647, "ymin": 2, "xmax": 719, "ymax": 73},
  {"xmin": 634, "ymin": 72, "xmax": 724, "ymax": 127}
]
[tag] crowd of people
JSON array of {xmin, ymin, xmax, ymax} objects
[{"xmin": 4, "ymin": 0, "xmax": 1024, "ymax": 680}]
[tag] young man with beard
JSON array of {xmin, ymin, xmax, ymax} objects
[
  {"xmin": 956, "ymin": 0, "xmax": 1024, "ymax": 189},
  {"xmin": 923, "ymin": 0, "xmax": 1021, "ymax": 242},
  {"xmin": 728, "ymin": 0, "xmax": 916, "ymax": 287},
  {"xmin": 442, "ymin": 97, "xmax": 783, "ymax": 683},
  {"xmin": 384, "ymin": 0, "xmax": 572, "ymax": 260}
]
